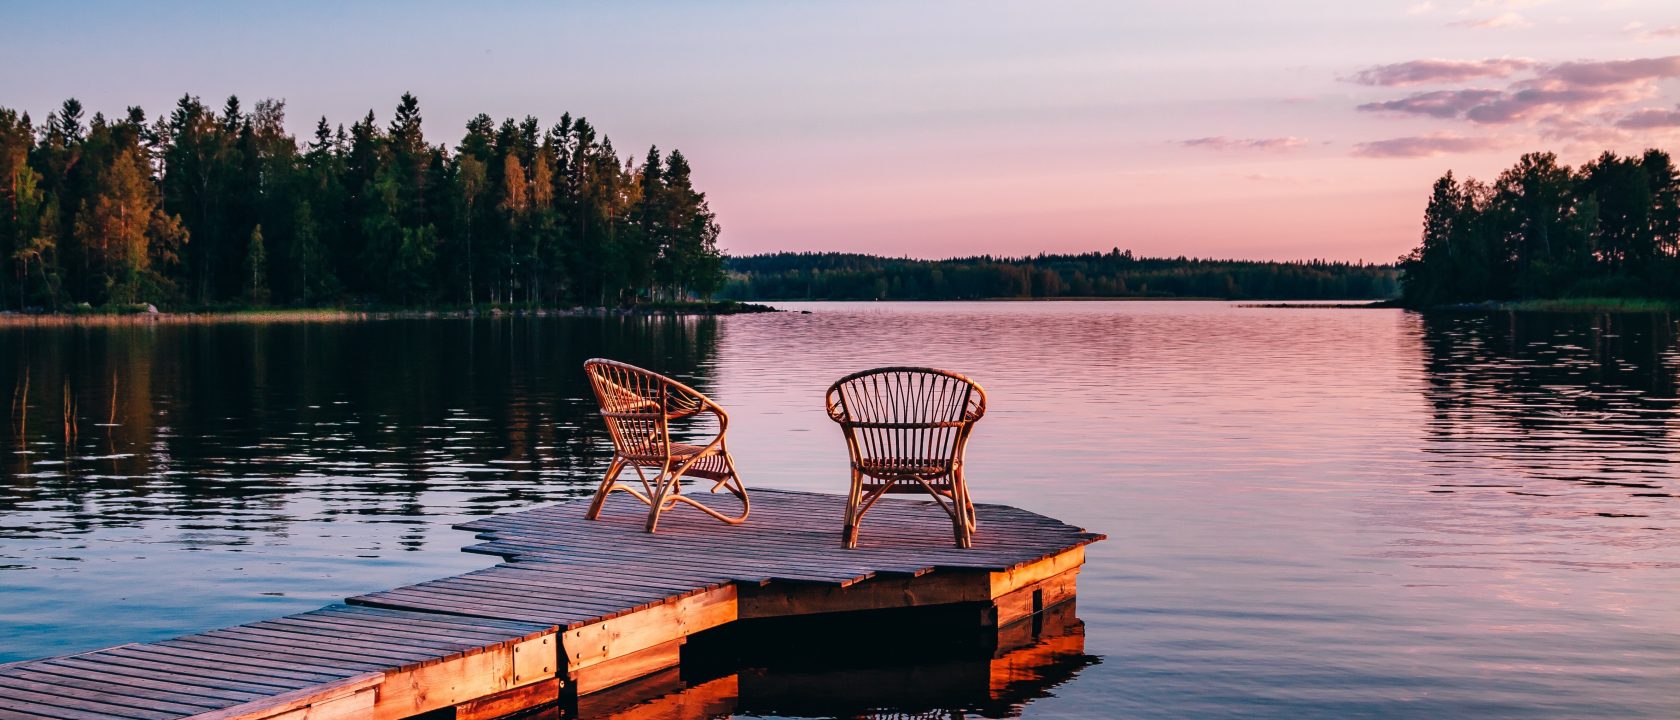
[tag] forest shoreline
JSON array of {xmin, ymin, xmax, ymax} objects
[
  {"xmin": 1231, "ymin": 297, "xmax": 1680, "ymax": 312},
  {"xmin": 11, "ymin": 296, "xmax": 1673, "ymax": 326},
  {"xmin": 1430, "ymin": 297, "xmax": 1680, "ymax": 313},
  {"xmin": 0, "ymin": 300, "xmax": 780, "ymax": 326}
]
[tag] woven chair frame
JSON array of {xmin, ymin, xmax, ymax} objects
[
  {"xmin": 583, "ymin": 358, "xmax": 749, "ymax": 532},
  {"xmin": 825, "ymin": 366, "xmax": 987, "ymax": 549}
]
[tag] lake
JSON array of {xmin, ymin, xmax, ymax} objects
[{"xmin": 2, "ymin": 302, "xmax": 1678, "ymax": 718}]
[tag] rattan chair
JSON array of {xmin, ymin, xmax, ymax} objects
[
  {"xmin": 825, "ymin": 367, "xmax": 987, "ymax": 549},
  {"xmin": 583, "ymin": 359, "xmax": 749, "ymax": 532}
]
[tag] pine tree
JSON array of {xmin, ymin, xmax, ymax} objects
[
  {"xmin": 244, "ymin": 224, "xmax": 269, "ymax": 304},
  {"xmin": 455, "ymin": 154, "xmax": 486, "ymax": 303},
  {"xmin": 1400, "ymin": 173, "xmax": 1463, "ymax": 305},
  {"xmin": 632, "ymin": 145, "xmax": 666, "ymax": 299},
  {"xmin": 52, "ymin": 99, "xmax": 85, "ymax": 146},
  {"xmin": 387, "ymin": 93, "xmax": 427, "ymax": 226},
  {"xmin": 662, "ymin": 150, "xmax": 724, "ymax": 299}
]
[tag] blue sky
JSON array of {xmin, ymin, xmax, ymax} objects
[{"xmin": 4, "ymin": 0, "xmax": 1679, "ymax": 261}]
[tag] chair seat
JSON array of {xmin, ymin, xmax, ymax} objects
[
  {"xmin": 622, "ymin": 443, "xmax": 733, "ymax": 481},
  {"xmin": 855, "ymin": 457, "xmax": 954, "ymax": 477}
]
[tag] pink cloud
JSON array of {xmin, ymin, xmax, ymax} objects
[
  {"xmin": 1450, "ymin": 12, "xmax": 1530, "ymax": 29},
  {"xmin": 1353, "ymin": 133, "xmax": 1504, "ymax": 158},
  {"xmin": 1617, "ymin": 106, "xmax": 1680, "ymax": 129},
  {"xmin": 1464, "ymin": 86, "xmax": 1636, "ymax": 123},
  {"xmin": 1537, "ymin": 117, "xmax": 1629, "ymax": 145},
  {"xmin": 1627, "ymin": 22, "xmax": 1680, "ymax": 42},
  {"xmin": 1346, "ymin": 58, "xmax": 1536, "ymax": 86},
  {"xmin": 1355, "ymin": 55, "xmax": 1680, "ymax": 134},
  {"xmin": 1544, "ymin": 55, "xmax": 1680, "ymax": 87},
  {"xmin": 1649, "ymin": 26, "xmax": 1680, "ymax": 39},
  {"xmin": 1234, "ymin": 173, "xmax": 1307, "ymax": 185},
  {"xmin": 1179, "ymin": 136, "xmax": 1307, "ymax": 151},
  {"xmin": 1358, "ymin": 89, "xmax": 1503, "ymax": 118}
]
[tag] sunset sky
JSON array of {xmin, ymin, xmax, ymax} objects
[{"xmin": 5, "ymin": 0, "xmax": 1680, "ymax": 262}]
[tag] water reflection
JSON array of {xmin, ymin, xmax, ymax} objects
[
  {"xmin": 3, "ymin": 316, "xmax": 723, "ymax": 519},
  {"xmin": 556, "ymin": 603, "xmax": 1095, "ymax": 720},
  {"xmin": 1419, "ymin": 312, "xmax": 1680, "ymax": 499}
]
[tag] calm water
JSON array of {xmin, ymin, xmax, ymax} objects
[{"xmin": 2, "ymin": 302, "xmax": 1679, "ymax": 718}]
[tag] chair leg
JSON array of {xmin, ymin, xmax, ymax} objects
[
  {"xmin": 967, "ymin": 475, "xmax": 979, "ymax": 530},
  {"xmin": 952, "ymin": 470, "xmax": 974, "ymax": 549},
  {"xmin": 668, "ymin": 457, "xmax": 751, "ymax": 525},
  {"xmin": 720, "ymin": 452, "xmax": 750, "ymax": 522},
  {"xmin": 842, "ymin": 468, "xmax": 863, "ymax": 549},
  {"xmin": 586, "ymin": 457, "xmax": 627, "ymax": 520},
  {"xmin": 645, "ymin": 470, "xmax": 673, "ymax": 533}
]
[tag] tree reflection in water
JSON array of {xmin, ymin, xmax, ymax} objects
[
  {"xmin": 1418, "ymin": 311, "xmax": 1680, "ymax": 496},
  {"xmin": 1, "ymin": 315, "xmax": 725, "ymax": 533}
]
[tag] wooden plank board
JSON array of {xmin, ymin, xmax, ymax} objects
[
  {"xmin": 994, "ymin": 567, "xmax": 1082, "ymax": 627},
  {"xmin": 369, "ymin": 631, "xmax": 556, "ymax": 720},
  {"xmin": 0, "ymin": 667, "xmax": 228, "ymax": 713},
  {"xmin": 181, "ymin": 673, "xmax": 383, "ymax": 720},
  {"xmin": 453, "ymin": 677, "xmax": 562, "ymax": 720},
  {"xmin": 571, "ymin": 640, "xmax": 684, "ymax": 696},
  {"xmin": 561, "ymin": 585, "xmax": 737, "ymax": 673},
  {"xmin": 37, "ymin": 657, "xmax": 292, "ymax": 694},
  {"xmin": 98, "ymin": 645, "xmax": 346, "ymax": 685},
  {"xmin": 0, "ymin": 683, "xmax": 184, "ymax": 720}
]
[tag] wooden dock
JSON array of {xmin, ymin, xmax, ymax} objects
[{"xmin": 0, "ymin": 489, "xmax": 1102, "ymax": 720}]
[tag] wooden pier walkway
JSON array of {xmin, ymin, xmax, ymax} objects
[{"xmin": 0, "ymin": 489, "xmax": 1102, "ymax": 720}]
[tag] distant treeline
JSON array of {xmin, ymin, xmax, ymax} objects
[
  {"xmin": 721, "ymin": 251, "xmax": 1399, "ymax": 301},
  {"xmin": 1, "ymin": 95, "xmax": 724, "ymax": 310},
  {"xmin": 1399, "ymin": 149, "xmax": 1680, "ymax": 307}
]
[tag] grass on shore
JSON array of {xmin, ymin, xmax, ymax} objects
[
  {"xmin": 1244, "ymin": 297, "xmax": 1679, "ymax": 312},
  {"xmin": 1498, "ymin": 297, "xmax": 1680, "ymax": 313}
]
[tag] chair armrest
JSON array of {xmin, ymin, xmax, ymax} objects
[
  {"xmin": 964, "ymin": 389, "xmax": 988, "ymax": 423},
  {"xmin": 663, "ymin": 382, "xmax": 730, "ymax": 439},
  {"xmin": 824, "ymin": 386, "xmax": 849, "ymax": 423},
  {"xmin": 661, "ymin": 381, "xmax": 710, "ymax": 419}
]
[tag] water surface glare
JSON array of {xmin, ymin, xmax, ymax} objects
[{"xmin": 2, "ymin": 302, "xmax": 1678, "ymax": 718}]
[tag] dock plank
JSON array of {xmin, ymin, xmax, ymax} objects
[{"xmin": 0, "ymin": 667, "xmax": 232, "ymax": 711}]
